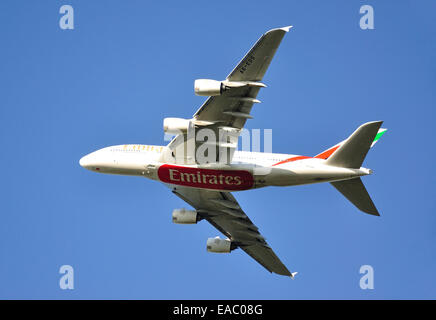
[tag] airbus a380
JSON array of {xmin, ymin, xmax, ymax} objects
[{"xmin": 80, "ymin": 26, "xmax": 387, "ymax": 277}]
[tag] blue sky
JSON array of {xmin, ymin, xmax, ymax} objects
[{"xmin": 0, "ymin": 0, "xmax": 435, "ymax": 299}]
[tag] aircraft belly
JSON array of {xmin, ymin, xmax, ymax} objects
[
  {"xmin": 261, "ymin": 164, "xmax": 363, "ymax": 187},
  {"xmin": 153, "ymin": 162, "xmax": 364, "ymax": 191}
]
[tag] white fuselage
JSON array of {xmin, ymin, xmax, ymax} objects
[{"xmin": 80, "ymin": 144, "xmax": 371, "ymax": 192}]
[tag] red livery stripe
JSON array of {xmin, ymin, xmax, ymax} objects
[
  {"xmin": 314, "ymin": 145, "xmax": 340, "ymax": 159},
  {"xmin": 272, "ymin": 156, "xmax": 311, "ymax": 166},
  {"xmin": 272, "ymin": 145, "xmax": 340, "ymax": 166}
]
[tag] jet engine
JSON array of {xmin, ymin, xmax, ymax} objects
[
  {"xmin": 163, "ymin": 118, "xmax": 191, "ymax": 134},
  {"xmin": 172, "ymin": 208, "xmax": 198, "ymax": 224},
  {"xmin": 194, "ymin": 79, "xmax": 266, "ymax": 96},
  {"xmin": 194, "ymin": 79, "xmax": 224, "ymax": 96},
  {"xmin": 206, "ymin": 236, "xmax": 232, "ymax": 253}
]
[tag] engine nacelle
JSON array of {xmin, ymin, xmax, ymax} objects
[
  {"xmin": 163, "ymin": 118, "xmax": 191, "ymax": 134},
  {"xmin": 172, "ymin": 208, "xmax": 198, "ymax": 224},
  {"xmin": 206, "ymin": 236, "xmax": 232, "ymax": 253},
  {"xmin": 194, "ymin": 79, "xmax": 224, "ymax": 96},
  {"xmin": 194, "ymin": 79, "xmax": 266, "ymax": 96}
]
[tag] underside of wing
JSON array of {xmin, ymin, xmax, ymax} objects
[
  {"xmin": 167, "ymin": 184, "xmax": 294, "ymax": 277},
  {"xmin": 164, "ymin": 27, "xmax": 291, "ymax": 165},
  {"xmin": 193, "ymin": 26, "xmax": 292, "ymax": 126},
  {"xmin": 241, "ymin": 244, "xmax": 292, "ymax": 276},
  {"xmin": 226, "ymin": 26, "xmax": 292, "ymax": 82}
]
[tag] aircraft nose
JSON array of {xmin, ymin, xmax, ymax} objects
[
  {"xmin": 79, "ymin": 151, "xmax": 106, "ymax": 172},
  {"xmin": 79, "ymin": 154, "xmax": 94, "ymax": 169},
  {"xmin": 79, "ymin": 155, "xmax": 89, "ymax": 168}
]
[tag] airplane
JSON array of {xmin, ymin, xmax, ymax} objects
[{"xmin": 79, "ymin": 26, "xmax": 387, "ymax": 278}]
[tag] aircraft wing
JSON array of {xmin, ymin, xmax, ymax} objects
[
  {"xmin": 169, "ymin": 184, "xmax": 295, "ymax": 277},
  {"xmin": 193, "ymin": 26, "xmax": 292, "ymax": 124},
  {"xmin": 167, "ymin": 26, "xmax": 291, "ymax": 164}
]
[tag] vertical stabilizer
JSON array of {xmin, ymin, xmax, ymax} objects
[{"xmin": 325, "ymin": 121, "xmax": 383, "ymax": 169}]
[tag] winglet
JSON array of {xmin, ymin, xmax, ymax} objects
[
  {"xmin": 290, "ymin": 271, "xmax": 298, "ymax": 279},
  {"xmin": 280, "ymin": 25, "xmax": 293, "ymax": 32}
]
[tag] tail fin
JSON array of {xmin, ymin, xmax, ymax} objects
[
  {"xmin": 331, "ymin": 178, "xmax": 379, "ymax": 216},
  {"xmin": 315, "ymin": 124, "xmax": 387, "ymax": 165},
  {"xmin": 323, "ymin": 121, "xmax": 383, "ymax": 168}
]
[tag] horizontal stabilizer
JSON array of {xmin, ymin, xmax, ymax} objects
[{"xmin": 331, "ymin": 178, "xmax": 379, "ymax": 216}]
